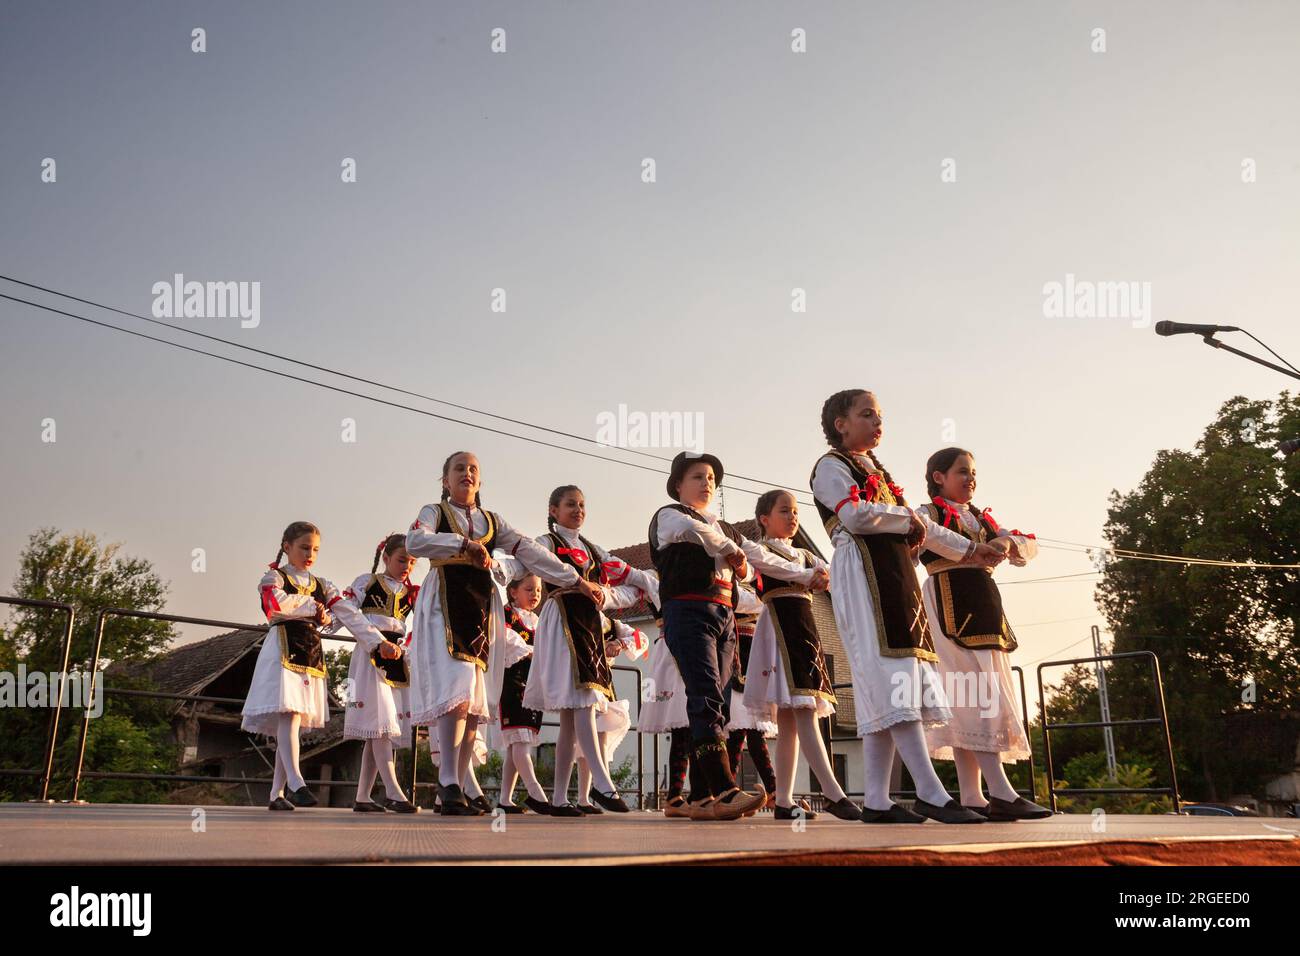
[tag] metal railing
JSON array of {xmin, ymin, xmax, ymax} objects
[
  {"xmin": 0, "ymin": 598, "xmax": 656, "ymax": 807},
  {"xmin": 0, "ymin": 596, "xmax": 77, "ymax": 801},
  {"xmin": 1037, "ymin": 650, "xmax": 1181, "ymax": 813}
]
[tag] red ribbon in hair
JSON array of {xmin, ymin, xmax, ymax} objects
[
  {"xmin": 556, "ymin": 547, "xmax": 589, "ymax": 566},
  {"xmin": 860, "ymin": 474, "xmax": 882, "ymax": 501},
  {"xmin": 931, "ymin": 496, "xmax": 963, "ymax": 529}
]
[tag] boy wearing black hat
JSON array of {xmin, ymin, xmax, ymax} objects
[{"xmin": 648, "ymin": 452, "xmax": 809, "ymax": 820}]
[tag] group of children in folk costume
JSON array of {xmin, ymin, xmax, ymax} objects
[{"xmin": 241, "ymin": 389, "xmax": 1050, "ymax": 823}]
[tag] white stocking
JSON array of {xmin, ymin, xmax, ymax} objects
[
  {"xmin": 371, "ymin": 737, "xmax": 406, "ymax": 801},
  {"xmin": 774, "ymin": 709, "xmax": 800, "ymax": 807},
  {"xmin": 500, "ymin": 746, "xmax": 519, "ymax": 805},
  {"xmin": 551, "ymin": 709, "xmax": 576, "ymax": 807},
  {"xmin": 276, "ymin": 713, "xmax": 306, "ymax": 791},
  {"xmin": 357, "ymin": 741, "xmax": 377, "ymax": 802},
  {"xmin": 510, "ymin": 742, "xmax": 546, "ymax": 801},
  {"xmin": 573, "ymin": 706, "xmax": 615, "ymax": 795},
  {"xmin": 794, "ymin": 708, "xmax": 847, "ymax": 802},
  {"xmin": 576, "ymin": 757, "xmax": 593, "ymax": 806},
  {"xmin": 459, "ymin": 715, "xmax": 482, "ymax": 798},
  {"xmin": 973, "ymin": 749, "xmax": 1019, "ymax": 802},
  {"xmin": 862, "ymin": 731, "xmax": 896, "ymax": 811},
  {"xmin": 953, "ymin": 747, "xmax": 986, "ymax": 807},
  {"xmin": 435, "ymin": 709, "xmax": 467, "ymax": 787},
  {"xmin": 270, "ymin": 747, "xmax": 287, "ymax": 800},
  {"xmin": 889, "ymin": 720, "xmax": 952, "ymax": 807}
]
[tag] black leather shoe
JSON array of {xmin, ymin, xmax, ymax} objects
[
  {"xmin": 268, "ymin": 797, "xmax": 295, "ymax": 811},
  {"xmin": 774, "ymin": 803, "xmax": 818, "ymax": 820},
  {"xmin": 496, "ymin": 803, "xmax": 525, "ymax": 814},
  {"xmin": 285, "ymin": 785, "xmax": 318, "ymax": 808},
  {"xmin": 522, "ymin": 796, "xmax": 553, "ymax": 815},
  {"xmin": 550, "ymin": 802, "xmax": 584, "ymax": 817},
  {"xmin": 469, "ymin": 795, "xmax": 493, "ymax": 815},
  {"xmin": 352, "ymin": 800, "xmax": 385, "ymax": 813},
  {"xmin": 986, "ymin": 796, "xmax": 1053, "ymax": 821},
  {"xmin": 576, "ymin": 803, "xmax": 603, "ymax": 815},
  {"xmin": 383, "ymin": 798, "xmax": 419, "ymax": 814},
  {"xmin": 822, "ymin": 797, "xmax": 864, "ymax": 821},
  {"xmin": 437, "ymin": 783, "xmax": 477, "ymax": 816},
  {"xmin": 590, "ymin": 789, "xmax": 631, "ymax": 813},
  {"xmin": 963, "ymin": 803, "xmax": 992, "ymax": 818},
  {"xmin": 912, "ymin": 798, "xmax": 987, "ymax": 824},
  {"xmin": 860, "ymin": 803, "xmax": 926, "ymax": 824}
]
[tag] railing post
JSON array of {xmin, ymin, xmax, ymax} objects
[
  {"xmin": 1148, "ymin": 652, "xmax": 1182, "ymax": 814},
  {"xmin": 38, "ymin": 603, "xmax": 77, "ymax": 801},
  {"xmin": 1011, "ymin": 665, "xmax": 1034, "ymax": 799},
  {"xmin": 70, "ymin": 610, "xmax": 110, "ymax": 803},
  {"xmin": 1036, "ymin": 664, "xmax": 1058, "ymax": 813}
]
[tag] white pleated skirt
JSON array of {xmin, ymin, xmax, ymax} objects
[
  {"xmin": 343, "ymin": 646, "xmax": 412, "ymax": 741},
  {"xmin": 724, "ymin": 687, "xmax": 778, "ymax": 736},
  {"xmin": 240, "ymin": 626, "xmax": 329, "ymax": 736},
  {"xmin": 521, "ymin": 599, "xmax": 609, "ymax": 713},
  {"xmin": 828, "ymin": 531, "xmax": 952, "ymax": 736},
  {"xmin": 638, "ymin": 637, "xmax": 688, "ymax": 733},
  {"xmin": 920, "ymin": 576, "xmax": 1031, "ymax": 762},
  {"xmin": 742, "ymin": 609, "xmax": 836, "ymax": 719}
]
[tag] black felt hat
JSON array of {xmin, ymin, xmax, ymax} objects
[{"xmin": 666, "ymin": 451, "xmax": 725, "ymax": 501}]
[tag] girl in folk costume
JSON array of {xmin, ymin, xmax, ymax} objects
[
  {"xmin": 723, "ymin": 580, "xmax": 779, "ymax": 807},
  {"xmin": 811, "ymin": 391, "xmax": 1005, "ymax": 824},
  {"xmin": 494, "ymin": 570, "xmax": 552, "ymax": 814},
  {"xmin": 919, "ymin": 448, "xmax": 1051, "ymax": 820},
  {"xmin": 405, "ymin": 452, "xmax": 602, "ymax": 816},
  {"xmin": 242, "ymin": 521, "xmax": 390, "ymax": 811},
  {"xmin": 521, "ymin": 485, "xmax": 654, "ymax": 816},
  {"xmin": 648, "ymin": 452, "xmax": 817, "ymax": 820},
  {"xmin": 574, "ymin": 612, "xmax": 651, "ymax": 812},
  {"xmin": 743, "ymin": 490, "xmax": 863, "ymax": 821},
  {"xmin": 340, "ymin": 533, "xmax": 420, "ymax": 813}
]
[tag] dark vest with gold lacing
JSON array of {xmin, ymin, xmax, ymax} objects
[
  {"xmin": 500, "ymin": 604, "xmax": 544, "ymax": 732},
  {"xmin": 919, "ymin": 501, "xmax": 1017, "ymax": 653},
  {"xmin": 271, "ymin": 569, "xmax": 328, "ymax": 678},
  {"xmin": 543, "ymin": 530, "xmax": 614, "ymax": 700},
  {"xmin": 753, "ymin": 540, "xmax": 836, "ymax": 703},
  {"xmin": 648, "ymin": 503, "xmax": 744, "ymax": 607},
  {"xmin": 355, "ymin": 574, "xmax": 415, "ymax": 687},
  {"xmin": 810, "ymin": 450, "xmax": 936, "ymax": 661},
  {"xmin": 428, "ymin": 500, "xmax": 499, "ymax": 669}
]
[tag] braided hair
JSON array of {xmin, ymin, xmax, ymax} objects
[
  {"xmin": 818, "ymin": 389, "xmax": 907, "ymax": 506},
  {"xmin": 754, "ymin": 488, "xmax": 792, "ymax": 536},
  {"xmin": 924, "ymin": 447, "xmax": 975, "ymax": 499},
  {"xmin": 547, "ymin": 484, "xmax": 582, "ymax": 533},
  {"xmin": 440, "ymin": 451, "xmax": 483, "ymax": 508},
  {"xmin": 370, "ymin": 532, "xmax": 408, "ymax": 575},
  {"xmin": 271, "ymin": 520, "xmax": 320, "ymax": 569}
]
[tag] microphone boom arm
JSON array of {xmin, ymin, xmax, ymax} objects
[{"xmin": 1199, "ymin": 334, "xmax": 1300, "ymax": 382}]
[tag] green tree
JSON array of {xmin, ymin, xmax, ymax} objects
[
  {"xmin": 1096, "ymin": 393, "xmax": 1300, "ymax": 802},
  {"xmin": 0, "ymin": 529, "xmax": 176, "ymax": 801}
]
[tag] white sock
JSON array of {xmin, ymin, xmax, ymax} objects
[
  {"xmin": 889, "ymin": 720, "xmax": 952, "ymax": 807},
  {"xmin": 862, "ymin": 731, "xmax": 896, "ymax": 811},
  {"xmin": 973, "ymin": 749, "xmax": 1019, "ymax": 802},
  {"xmin": 795, "ymin": 708, "xmax": 847, "ymax": 802},
  {"xmin": 276, "ymin": 713, "xmax": 306, "ymax": 791},
  {"xmin": 952, "ymin": 748, "xmax": 986, "ymax": 807},
  {"xmin": 372, "ymin": 737, "xmax": 406, "ymax": 802}
]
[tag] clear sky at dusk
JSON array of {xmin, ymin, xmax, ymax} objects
[{"xmin": 3, "ymin": 1, "xmax": 1298, "ymax": 671}]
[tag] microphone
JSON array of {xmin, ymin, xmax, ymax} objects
[
  {"xmin": 1281, "ymin": 438, "xmax": 1300, "ymax": 456},
  {"xmin": 1154, "ymin": 321, "xmax": 1241, "ymax": 337}
]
